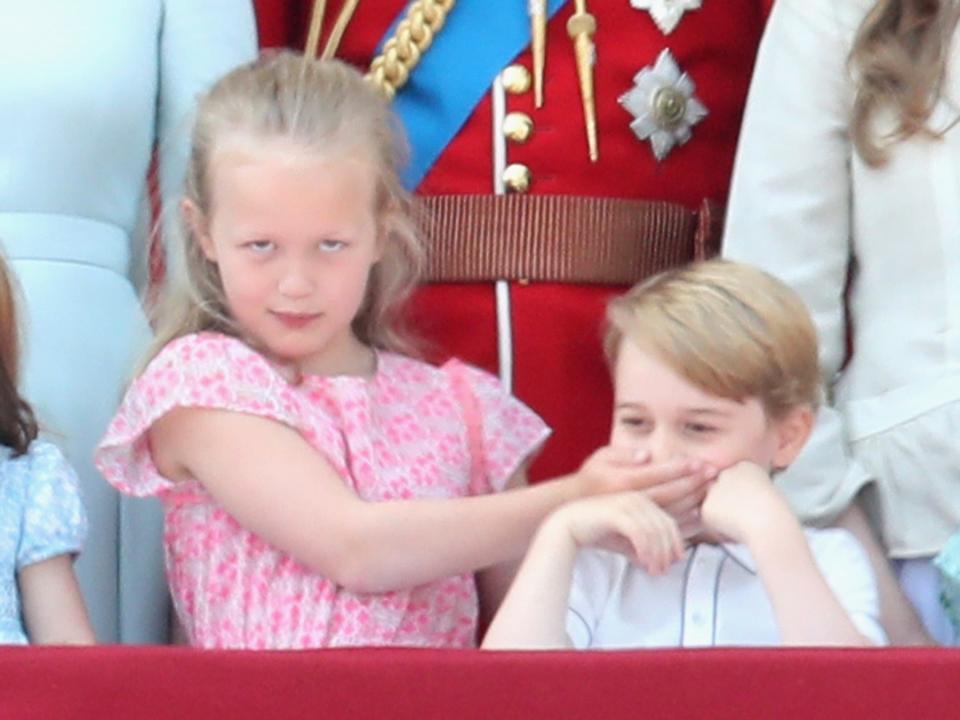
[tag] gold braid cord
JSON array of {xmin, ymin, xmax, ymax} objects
[{"xmin": 366, "ymin": 0, "xmax": 456, "ymax": 99}]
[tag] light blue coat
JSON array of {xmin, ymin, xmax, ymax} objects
[{"xmin": 0, "ymin": 0, "xmax": 257, "ymax": 642}]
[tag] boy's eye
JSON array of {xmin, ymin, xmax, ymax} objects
[
  {"xmin": 684, "ymin": 422, "xmax": 718, "ymax": 435},
  {"xmin": 319, "ymin": 239, "xmax": 346, "ymax": 252},
  {"xmin": 245, "ymin": 240, "xmax": 275, "ymax": 253},
  {"xmin": 620, "ymin": 416, "xmax": 650, "ymax": 430}
]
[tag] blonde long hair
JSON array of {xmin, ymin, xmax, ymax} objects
[
  {"xmin": 146, "ymin": 51, "xmax": 425, "ymax": 366},
  {"xmin": 850, "ymin": 0, "xmax": 960, "ymax": 166}
]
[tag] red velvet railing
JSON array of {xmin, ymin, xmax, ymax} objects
[{"xmin": 3, "ymin": 646, "xmax": 958, "ymax": 719}]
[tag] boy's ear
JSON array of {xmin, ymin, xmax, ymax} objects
[
  {"xmin": 182, "ymin": 199, "xmax": 217, "ymax": 263},
  {"xmin": 771, "ymin": 405, "xmax": 815, "ymax": 470}
]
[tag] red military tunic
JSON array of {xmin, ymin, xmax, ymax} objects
[{"xmin": 254, "ymin": 1, "xmax": 771, "ymax": 481}]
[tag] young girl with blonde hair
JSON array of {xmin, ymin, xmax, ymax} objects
[
  {"xmin": 95, "ymin": 52, "xmax": 713, "ymax": 649},
  {"xmin": 0, "ymin": 253, "xmax": 93, "ymax": 645}
]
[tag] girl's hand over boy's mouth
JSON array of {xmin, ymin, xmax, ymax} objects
[{"xmin": 570, "ymin": 446, "xmax": 716, "ymax": 503}]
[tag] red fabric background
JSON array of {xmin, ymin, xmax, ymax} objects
[{"xmin": 3, "ymin": 646, "xmax": 956, "ymax": 719}]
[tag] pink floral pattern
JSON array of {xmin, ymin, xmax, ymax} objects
[{"xmin": 96, "ymin": 333, "xmax": 549, "ymax": 649}]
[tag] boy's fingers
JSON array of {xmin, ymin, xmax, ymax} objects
[
  {"xmin": 676, "ymin": 505, "xmax": 702, "ymax": 538},
  {"xmin": 647, "ymin": 514, "xmax": 678, "ymax": 574},
  {"xmin": 661, "ymin": 514, "xmax": 683, "ymax": 560},
  {"xmin": 662, "ymin": 485, "xmax": 708, "ymax": 514}
]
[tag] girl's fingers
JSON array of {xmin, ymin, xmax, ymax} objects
[
  {"xmin": 631, "ymin": 458, "xmax": 705, "ymax": 484},
  {"xmin": 646, "ymin": 474, "xmax": 710, "ymax": 506}
]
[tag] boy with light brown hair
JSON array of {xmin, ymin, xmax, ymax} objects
[{"xmin": 484, "ymin": 260, "xmax": 885, "ymax": 649}]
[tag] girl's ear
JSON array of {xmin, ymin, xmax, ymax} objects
[
  {"xmin": 182, "ymin": 199, "xmax": 217, "ymax": 262},
  {"xmin": 771, "ymin": 405, "xmax": 815, "ymax": 470}
]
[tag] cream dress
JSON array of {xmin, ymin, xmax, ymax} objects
[{"xmin": 724, "ymin": 0, "xmax": 960, "ymax": 642}]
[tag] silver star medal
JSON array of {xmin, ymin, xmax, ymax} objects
[
  {"xmin": 630, "ymin": 0, "xmax": 702, "ymax": 35},
  {"xmin": 619, "ymin": 49, "xmax": 707, "ymax": 162}
]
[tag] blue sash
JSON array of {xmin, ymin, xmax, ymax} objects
[{"xmin": 379, "ymin": 0, "xmax": 569, "ymax": 189}]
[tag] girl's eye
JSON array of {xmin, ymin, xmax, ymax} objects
[
  {"xmin": 245, "ymin": 240, "xmax": 275, "ymax": 253},
  {"xmin": 319, "ymin": 239, "xmax": 346, "ymax": 252}
]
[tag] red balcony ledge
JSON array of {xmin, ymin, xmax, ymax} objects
[{"xmin": 2, "ymin": 646, "xmax": 956, "ymax": 719}]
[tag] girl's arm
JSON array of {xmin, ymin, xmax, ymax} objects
[
  {"xmin": 483, "ymin": 492, "xmax": 682, "ymax": 649},
  {"xmin": 702, "ymin": 462, "xmax": 874, "ymax": 646},
  {"xmin": 151, "ymin": 408, "xmax": 706, "ymax": 594},
  {"xmin": 20, "ymin": 555, "xmax": 95, "ymax": 645},
  {"xmin": 475, "ymin": 469, "xmax": 528, "ymax": 630}
]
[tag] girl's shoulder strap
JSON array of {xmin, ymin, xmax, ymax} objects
[{"xmin": 443, "ymin": 360, "xmax": 488, "ymax": 496}]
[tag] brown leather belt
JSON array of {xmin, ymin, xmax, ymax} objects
[{"xmin": 419, "ymin": 194, "xmax": 722, "ymax": 285}]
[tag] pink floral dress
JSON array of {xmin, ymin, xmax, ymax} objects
[{"xmin": 95, "ymin": 332, "xmax": 549, "ymax": 649}]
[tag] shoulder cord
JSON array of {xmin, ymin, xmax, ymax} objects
[
  {"xmin": 366, "ymin": 0, "xmax": 457, "ymax": 99},
  {"xmin": 306, "ymin": 0, "xmax": 459, "ymax": 99}
]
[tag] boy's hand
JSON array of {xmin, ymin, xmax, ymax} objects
[
  {"xmin": 700, "ymin": 460, "xmax": 796, "ymax": 544},
  {"xmin": 547, "ymin": 492, "xmax": 684, "ymax": 575},
  {"xmin": 571, "ymin": 446, "xmax": 715, "ymax": 515}
]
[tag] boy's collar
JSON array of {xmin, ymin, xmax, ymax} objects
[
  {"xmin": 717, "ymin": 542, "xmax": 757, "ymax": 574},
  {"xmin": 686, "ymin": 533, "xmax": 757, "ymax": 574}
]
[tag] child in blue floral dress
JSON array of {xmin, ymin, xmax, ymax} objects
[
  {"xmin": 935, "ymin": 533, "xmax": 960, "ymax": 644},
  {"xmin": 0, "ymin": 253, "xmax": 93, "ymax": 644}
]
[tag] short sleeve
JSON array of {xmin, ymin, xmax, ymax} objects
[
  {"xmin": 808, "ymin": 528, "xmax": 887, "ymax": 646},
  {"xmin": 95, "ymin": 333, "xmax": 309, "ymax": 498},
  {"xmin": 14, "ymin": 442, "xmax": 87, "ymax": 569},
  {"xmin": 566, "ymin": 549, "xmax": 621, "ymax": 649},
  {"xmin": 445, "ymin": 360, "xmax": 551, "ymax": 493}
]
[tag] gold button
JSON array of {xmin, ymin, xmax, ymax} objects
[
  {"xmin": 503, "ymin": 163, "xmax": 532, "ymax": 193},
  {"xmin": 501, "ymin": 64, "xmax": 532, "ymax": 94},
  {"xmin": 503, "ymin": 112, "xmax": 534, "ymax": 143}
]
